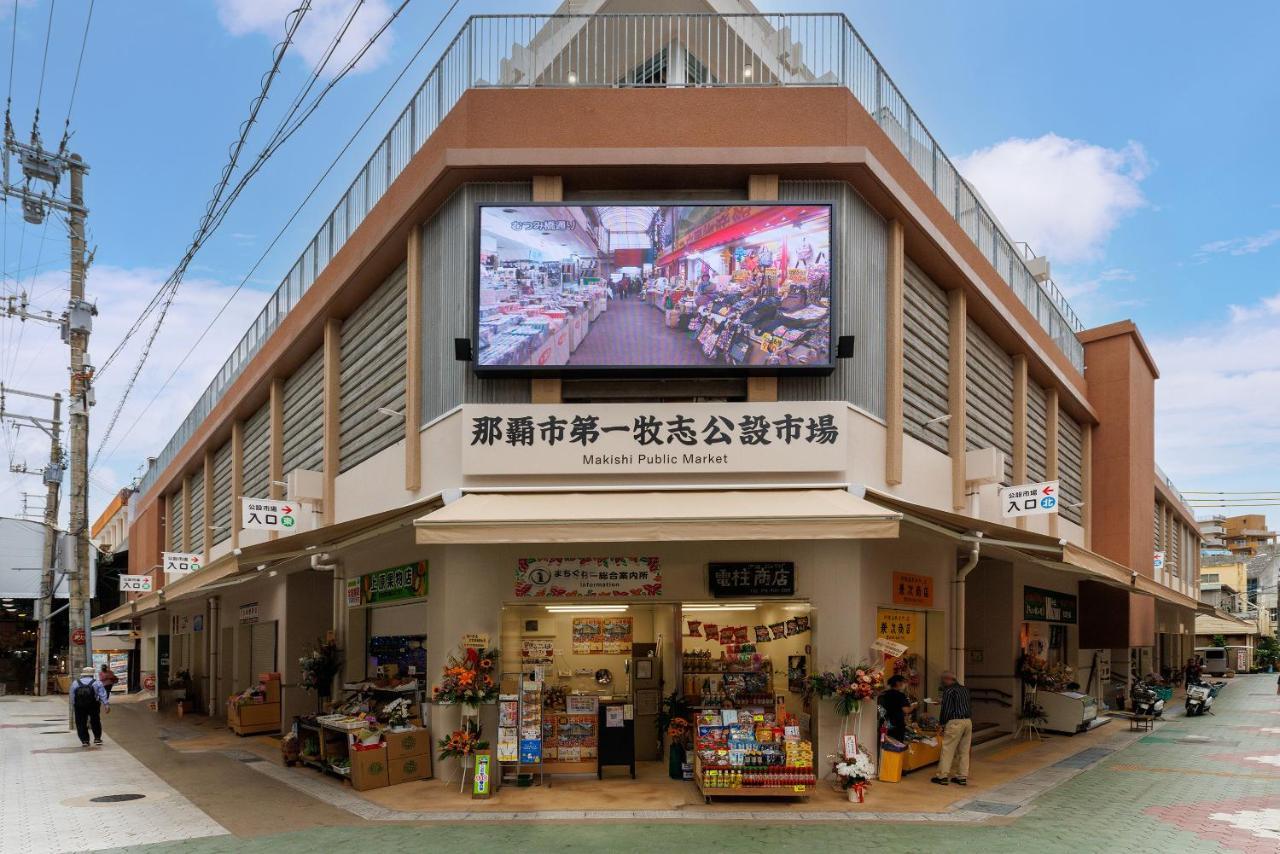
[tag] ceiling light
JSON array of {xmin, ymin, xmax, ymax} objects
[
  {"xmin": 544, "ymin": 604, "xmax": 629, "ymax": 613},
  {"xmin": 567, "ymin": 70, "xmax": 578, "ymax": 84},
  {"xmin": 681, "ymin": 604, "xmax": 760, "ymax": 612}
]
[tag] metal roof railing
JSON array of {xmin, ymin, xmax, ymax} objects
[{"xmin": 137, "ymin": 12, "xmax": 1086, "ymax": 498}]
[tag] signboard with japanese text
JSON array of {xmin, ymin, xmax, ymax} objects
[
  {"xmin": 118, "ymin": 574, "xmax": 153, "ymax": 593},
  {"xmin": 521, "ymin": 638, "xmax": 555, "ymax": 664},
  {"xmin": 162, "ymin": 551, "xmax": 202, "ymax": 581},
  {"xmin": 998, "ymin": 480, "xmax": 1060, "ymax": 518},
  {"xmin": 361, "ymin": 561, "xmax": 428, "ymax": 605},
  {"xmin": 515, "ymin": 557, "xmax": 661, "ymax": 598},
  {"xmin": 891, "ymin": 572, "xmax": 934, "ymax": 607},
  {"xmin": 241, "ymin": 498, "xmax": 299, "ymax": 531},
  {"xmin": 875, "ymin": 608, "xmax": 919, "ymax": 647},
  {"xmin": 462, "ymin": 403, "xmax": 846, "ymax": 476},
  {"xmin": 707, "ymin": 562, "xmax": 795, "ymax": 597},
  {"xmin": 238, "ymin": 602, "xmax": 259, "ymax": 624},
  {"xmin": 345, "ymin": 579, "xmax": 363, "ymax": 607},
  {"xmin": 1023, "ymin": 586, "xmax": 1077, "ymax": 624},
  {"xmin": 1153, "ymin": 551, "xmax": 1166, "ymax": 572}
]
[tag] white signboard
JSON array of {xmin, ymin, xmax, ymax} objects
[
  {"xmin": 515, "ymin": 557, "xmax": 661, "ymax": 598},
  {"xmin": 461, "ymin": 403, "xmax": 846, "ymax": 476},
  {"xmin": 162, "ymin": 551, "xmax": 203, "ymax": 582},
  {"xmin": 238, "ymin": 602, "xmax": 259, "ymax": 624},
  {"xmin": 1153, "ymin": 551, "xmax": 1166, "ymax": 572},
  {"xmin": 118, "ymin": 574, "xmax": 154, "ymax": 593},
  {"xmin": 871, "ymin": 637, "xmax": 909, "ymax": 658},
  {"xmin": 999, "ymin": 480, "xmax": 1060, "ymax": 518},
  {"xmin": 241, "ymin": 498, "xmax": 298, "ymax": 532}
]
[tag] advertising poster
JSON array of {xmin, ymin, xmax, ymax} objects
[
  {"xmin": 571, "ymin": 617, "xmax": 603, "ymax": 654},
  {"xmin": 601, "ymin": 616, "xmax": 633, "ymax": 654}
]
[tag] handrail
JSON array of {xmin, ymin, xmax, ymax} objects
[{"xmin": 136, "ymin": 11, "xmax": 1086, "ymax": 499}]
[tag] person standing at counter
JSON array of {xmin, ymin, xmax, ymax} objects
[
  {"xmin": 878, "ymin": 675, "xmax": 916, "ymax": 742},
  {"xmin": 932, "ymin": 671, "xmax": 972, "ymax": 786}
]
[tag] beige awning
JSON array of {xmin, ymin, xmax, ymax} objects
[{"xmin": 414, "ymin": 488, "xmax": 900, "ymax": 545}]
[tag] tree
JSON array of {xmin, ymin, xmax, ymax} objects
[
  {"xmin": 1257, "ymin": 636, "xmax": 1280, "ymax": 671},
  {"xmin": 1212, "ymin": 634, "xmax": 1228, "ymax": 649}
]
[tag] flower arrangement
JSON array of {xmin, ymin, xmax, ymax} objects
[
  {"xmin": 382, "ymin": 697, "xmax": 413, "ymax": 730},
  {"xmin": 432, "ymin": 646, "xmax": 500, "ymax": 707},
  {"xmin": 299, "ymin": 638, "xmax": 343, "ymax": 697},
  {"xmin": 1019, "ymin": 654, "xmax": 1073, "ymax": 692},
  {"xmin": 833, "ymin": 750, "xmax": 876, "ymax": 802},
  {"xmin": 230, "ymin": 683, "xmax": 266, "ymax": 707},
  {"xmin": 437, "ymin": 719, "xmax": 488, "ymax": 760},
  {"xmin": 666, "ymin": 717, "xmax": 692, "ymax": 749},
  {"xmin": 809, "ymin": 662, "xmax": 885, "ymax": 717}
]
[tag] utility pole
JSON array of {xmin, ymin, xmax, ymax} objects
[
  {"xmin": 0, "ymin": 384, "xmax": 63, "ymax": 694},
  {"xmin": 66, "ymin": 155, "xmax": 92, "ymax": 676}
]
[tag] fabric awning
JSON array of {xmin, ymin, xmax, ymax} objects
[
  {"xmin": 414, "ymin": 488, "xmax": 900, "ymax": 545},
  {"xmin": 863, "ymin": 488, "xmax": 1064, "ymax": 552}
]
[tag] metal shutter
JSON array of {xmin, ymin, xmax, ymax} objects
[
  {"xmin": 1170, "ymin": 519, "xmax": 1181, "ymax": 578},
  {"xmin": 964, "ymin": 318, "xmax": 1014, "ymax": 484},
  {"xmin": 1058, "ymin": 410, "xmax": 1084, "ymax": 525},
  {"xmin": 902, "ymin": 259, "xmax": 949, "ymax": 454},
  {"xmin": 282, "ymin": 348, "xmax": 324, "ymax": 475},
  {"xmin": 187, "ymin": 472, "xmax": 205, "ymax": 554},
  {"xmin": 339, "ymin": 264, "xmax": 408, "ymax": 472},
  {"xmin": 166, "ymin": 490, "xmax": 183, "ymax": 551},
  {"xmin": 1026, "ymin": 380, "xmax": 1048, "ymax": 483},
  {"xmin": 425, "ymin": 183, "xmax": 532, "ymax": 423},
  {"xmin": 1153, "ymin": 503, "xmax": 1163, "ymax": 552},
  {"xmin": 211, "ymin": 440, "xmax": 233, "ymax": 545},
  {"xmin": 242, "ymin": 402, "xmax": 271, "ymax": 500},
  {"xmin": 250, "ymin": 621, "xmax": 277, "ymax": 674},
  {"xmin": 778, "ymin": 179, "xmax": 887, "ymax": 417}
]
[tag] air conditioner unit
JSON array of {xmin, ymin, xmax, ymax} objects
[
  {"xmin": 286, "ymin": 468, "xmax": 324, "ymax": 502},
  {"xmin": 965, "ymin": 448, "xmax": 1005, "ymax": 486}
]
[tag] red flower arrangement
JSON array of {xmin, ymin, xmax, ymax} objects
[
  {"xmin": 432, "ymin": 646, "xmax": 500, "ymax": 707},
  {"xmin": 437, "ymin": 719, "xmax": 488, "ymax": 760}
]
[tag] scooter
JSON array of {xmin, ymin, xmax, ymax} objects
[
  {"xmin": 1184, "ymin": 679, "xmax": 1225, "ymax": 716},
  {"xmin": 1130, "ymin": 682, "xmax": 1165, "ymax": 718}
]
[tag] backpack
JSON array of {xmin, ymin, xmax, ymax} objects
[{"xmin": 73, "ymin": 679, "xmax": 98, "ymax": 711}]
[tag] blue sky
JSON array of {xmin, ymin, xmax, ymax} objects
[{"xmin": 0, "ymin": 0, "xmax": 1276, "ymax": 526}]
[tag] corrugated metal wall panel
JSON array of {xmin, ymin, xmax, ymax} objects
[
  {"xmin": 1153, "ymin": 503, "xmax": 1163, "ymax": 552},
  {"xmin": 339, "ymin": 264, "xmax": 408, "ymax": 472},
  {"xmin": 1027, "ymin": 380, "xmax": 1048, "ymax": 483},
  {"xmin": 777, "ymin": 180, "xmax": 886, "ymax": 415},
  {"xmin": 211, "ymin": 441, "xmax": 233, "ymax": 544},
  {"xmin": 1170, "ymin": 517, "xmax": 1181, "ymax": 577},
  {"xmin": 166, "ymin": 490, "xmax": 183, "ymax": 551},
  {"xmin": 242, "ymin": 403, "xmax": 271, "ymax": 500},
  {"xmin": 187, "ymin": 472, "xmax": 204, "ymax": 554},
  {"xmin": 902, "ymin": 259, "xmax": 949, "ymax": 453},
  {"xmin": 422, "ymin": 183, "xmax": 532, "ymax": 423},
  {"xmin": 964, "ymin": 318, "xmax": 1014, "ymax": 484},
  {"xmin": 282, "ymin": 348, "xmax": 324, "ymax": 474},
  {"xmin": 1058, "ymin": 409, "xmax": 1084, "ymax": 525}
]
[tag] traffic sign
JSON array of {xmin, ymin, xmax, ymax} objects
[{"xmin": 999, "ymin": 480, "xmax": 1060, "ymax": 518}]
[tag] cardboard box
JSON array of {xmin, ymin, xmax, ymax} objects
[
  {"xmin": 350, "ymin": 744, "xmax": 390, "ymax": 791},
  {"xmin": 385, "ymin": 728, "xmax": 429, "ymax": 760},
  {"xmin": 227, "ymin": 700, "xmax": 280, "ymax": 735},
  {"xmin": 387, "ymin": 752, "xmax": 432, "ymax": 785},
  {"xmin": 260, "ymin": 677, "xmax": 281, "ymax": 704}
]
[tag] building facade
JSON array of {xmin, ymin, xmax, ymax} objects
[
  {"xmin": 1199, "ymin": 514, "xmax": 1277, "ymax": 558},
  {"xmin": 95, "ymin": 6, "xmax": 1199, "ymax": 781}
]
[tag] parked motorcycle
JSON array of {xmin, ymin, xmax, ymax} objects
[
  {"xmin": 1130, "ymin": 682, "xmax": 1166, "ymax": 718},
  {"xmin": 1184, "ymin": 679, "xmax": 1225, "ymax": 716}
]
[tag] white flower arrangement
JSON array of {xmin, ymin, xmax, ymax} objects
[
  {"xmin": 383, "ymin": 697, "xmax": 413, "ymax": 730},
  {"xmin": 834, "ymin": 752, "xmax": 876, "ymax": 783}
]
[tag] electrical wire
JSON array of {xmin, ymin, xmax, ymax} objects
[
  {"xmin": 94, "ymin": 0, "xmax": 462, "ymax": 472},
  {"xmin": 31, "ymin": 0, "xmax": 54, "ymax": 138},
  {"xmin": 58, "ymin": 0, "xmax": 94, "ymax": 154}
]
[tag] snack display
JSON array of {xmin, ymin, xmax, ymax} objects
[{"xmin": 693, "ymin": 709, "xmax": 815, "ymax": 799}]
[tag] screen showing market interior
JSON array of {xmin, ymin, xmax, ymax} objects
[{"xmin": 477, "ymin": 203, "xmax": 833, "ymax": 370}]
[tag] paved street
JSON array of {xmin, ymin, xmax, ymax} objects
[{"xmin": 5, "ymin": 675, "xmax": 1276, "ymax": 854}]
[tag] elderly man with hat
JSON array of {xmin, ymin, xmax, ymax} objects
[{"xmin": 69, "ymin": 665, "xmax": 110, "ymax": 747}]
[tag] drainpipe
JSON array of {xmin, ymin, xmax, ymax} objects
[
  {"xmin": 207, "ymin": 597, "xmax": 220, "ymax": 716},
  {"xmin": 953, "ymin": 533, "xmax": 982, "ymax": 682}
]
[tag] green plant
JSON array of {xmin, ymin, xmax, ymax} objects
[
  {"xmin": 655, "ymin": 690, "xmax": 692, "ymax": 752},
  {"xmin": 1212, "ymin": 634, "xmax": 1228, "ymax": 649},
  {"xmin": 1256, "ymin": 635, "xmax": 1279, "ymax": 670}
]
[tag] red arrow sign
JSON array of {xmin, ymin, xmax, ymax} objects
[
  {"xmin": 1042, "ymin": 485, "xmax": 1055, "ymax": 495},
  {"xmin": 283, "ymin": 505, "xmax": 293, "ymax": 514}
]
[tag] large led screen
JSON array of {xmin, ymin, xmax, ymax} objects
[{"xmin": 475, "ymin": 202, "xmax": 834, "ymax": 373}]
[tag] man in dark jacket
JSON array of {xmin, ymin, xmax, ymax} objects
[{"xmin": 69, "ymin": 666, "xmax": 110, "ymax": 747}]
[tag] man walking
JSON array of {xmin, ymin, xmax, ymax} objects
[
  {"xmin": 932, "ymin": 671, "xmax": 972, "ymax": 786},
  {"xmin": 70, "ymin": 665, "xmax": 110, "ymax": 747}
]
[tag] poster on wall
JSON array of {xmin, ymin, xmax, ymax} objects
[
  {"xmin": 875, "ymin": 608, "xmax": 919, "ymax": 647},
  {"xmin": 572, "ymin": 618, "xmax": 603, "ymax": 654},
  {"xmin": 891, "ymin": 572, "xmax": 934, "ymax": 607},
  {"xmin": 601, "ymin": 616, "xmax": 633, "ymax": 655},
  {"xmin": 515, "ymin": 557, "xmax": 661, "ymax": 598},
  {"xmin": 361, "ymin": 561, "xmax": 428, "ymax": 605},
  {"xmin": 345, "ymin": 579, "xmax": 363, "ymax": 607},
  {"xmin": 521, "ymin": 639, "xmax": 555, "ymax": 665}
]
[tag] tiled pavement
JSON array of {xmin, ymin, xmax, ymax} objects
[{"xmin": 11, "ymin": 674, "xmax": 1276, "ymax": 853}]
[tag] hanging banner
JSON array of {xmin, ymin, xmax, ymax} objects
[
  {"xmin": 240, "ymin": 498, "xmax": 299, "ymax": 532},
  {"xmin": 875, "ymin": 608, "xmax": 920, "ymax": 647},
  {"xmin": 162, "ymin": 551, "xmax": 203, "ymax": 580},
  {"xmin": 462, "ymin": 403, "xmax": 846, "ymax": 476},
  {"xmin": 891, "ymin": 572, "xmax": 934, "ymax": 607},
  {"xmin": 515, "ymin": 557, "xmax": 661, "ymax": 598},
  {"xmin": 998, "ymin": 480, "xmax": 1060, "ymax": 518},
  {"xmin": 361, "ymin": 561, "xmax": 428, "ymax": 605},
  {"xmin": 118, "ymin": 574, "xmax": 154, "ymax": 593}
]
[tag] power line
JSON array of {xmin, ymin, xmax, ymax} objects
[
  {"xmin": 58, "ymin": 0, "xmax": 94, "ymax": 154},
  {"xmin": 31, "ymin": 0, "xmax": 54, "ymax": 138},
  {"xmin": 95, "ymin": 0, "xmax": 462, "ymax": 471}
]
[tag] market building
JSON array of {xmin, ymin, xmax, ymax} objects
[{"xmin": 94, "ymin": 3, "xmax": 1199, "ymax": 799}]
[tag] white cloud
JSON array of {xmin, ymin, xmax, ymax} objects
[
  {"xmin": 1152, "ymin": 292, "xmax": 1280, "ymax": 519},
  {"xmin": 215, "ymin": 0, "xmax": 396, "ymax": 75},
  {"xmin": 0, "ymin": 266, "xmax": 271, "ymax": 524},
  {"xmin": 1198, "ymin": 228, "xmax": 1280, "ymax": 257},
  {"xmin": 955, "ymin": 134, "xmax": 1150, "ymax": 265}
]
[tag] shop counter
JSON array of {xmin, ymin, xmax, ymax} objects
[{"xmin": 901, "ymin": 730, "xmax": 942, "ymax": 772}]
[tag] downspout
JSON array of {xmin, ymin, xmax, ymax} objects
[
  {"xmin": 953, "ymin": 533, "xmax": 982, "ymax": 682},
  {"xmin": 207, "ymin": 597, "xmax": 220, "ymax": 716}
]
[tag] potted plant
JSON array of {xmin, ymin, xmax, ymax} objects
[
  {"xmin": 833, "ymin": 750, "xmax": 876, "ymax": 802},
  {"xmin": 382, "ymin": 697, "xmax": 413, "ymax": 731},
  {"xmin": 299, "ymin": 638, "xmax": 343, "ymax": 713},
  {"xmin": 655, "ymin": 690, "xmax": 693, "ymax": 778}
]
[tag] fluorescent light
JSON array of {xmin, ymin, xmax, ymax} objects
[
  {"xmin": 681, "ymin": 604, "xmax": 760, "ymax": 612},
  {"xmin": 545, "ymin": 605, "xmax": 629, "ymax": 613}
]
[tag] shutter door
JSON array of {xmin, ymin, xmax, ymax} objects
[
  {"xmin": 250, "ymin": 621, "xmax": 277, "ymax": 675},
  {"xmin": 187, "ymin": 473, "xmax": 205, "ymax": 553},
  {"xmin": 903, "ymin": 259, "xmax": 949, "ymax": 454},
  {"xmin": 242, "ymin": 402, "xmax": 271, "ymax": 500},
  {"xmin": 1026, "ymin": 380, "xmax": 1048, "ymax": 483},
  {"xmin": 339, "ymin": 264, "xmax": 408, "ymax": 472},
  {"xmin": 211, "ymin": 441, "xmax": 233, "ymax": 544},
  {"xmin": 282, "ymin": 348, "xmax": 324, "ymax": 475},
  {"xmin": 1058, "ymin": 410, "xmax": 1084, "ymax": 525},
  {"xmin": 964, "ymin": 318, "xmax": 1014, "ymax": 483}
]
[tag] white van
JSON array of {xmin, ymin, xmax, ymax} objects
[{"xmin": 1195, "ymin": 646, "xmax": 1228, "ymax": 676}]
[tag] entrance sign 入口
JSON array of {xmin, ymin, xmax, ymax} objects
[
  {"xmin": 162, "ymin": 551, "xmax": 202, "ymax": 581},
  {"xmin": 118, "ymin": 574, "xmax": 153, "ymax": 593},
  {"xmin": 1153, "ymin": 551, "xmax": 1166, "ymax": 572},
  {"xmin": 708, "ymin": 562, "xmax": 795, "ymax": 597},
  {"xmin": 462, "ymin": 403, "xmax": 846, "ymax": 476},
  {"xmin": 241, "ymin": 498, "xmax": 298, "ymax": 532},
  {"xmin": 891, "ymin": 572, "xmax": 934, "ymax": 607},
  {"xmin": 515, "ymin": 557, "xmax": 661, "ymax": 598},
  {"xmin": 999, "ymin": 480, "xmax": 1059, "ymax": 518}
]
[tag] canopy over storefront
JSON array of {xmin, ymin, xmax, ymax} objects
[{"xmin": 414, "ymin": 487, "xmax": 900, "ymax": 544}]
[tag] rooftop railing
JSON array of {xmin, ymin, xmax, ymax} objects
[{"xmin": 137, "ymin": 12, "xmax": 1085, "ymax": 498}]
